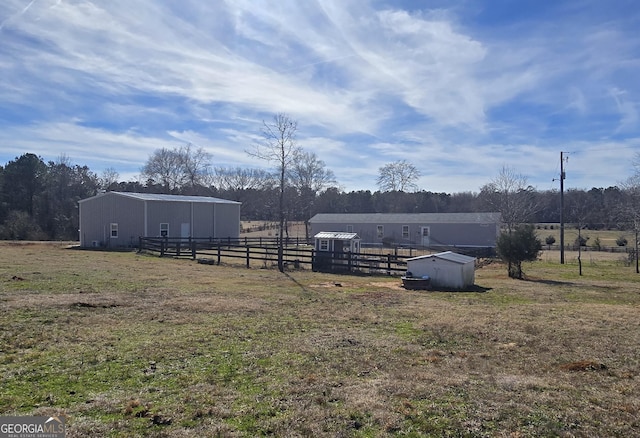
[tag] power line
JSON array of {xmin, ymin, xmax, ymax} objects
[{"xmin": 564, "ymin": 143, "xmax": 638, "ymax": 155}]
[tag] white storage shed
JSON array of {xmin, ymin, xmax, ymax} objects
[{"xmin": 406, "ymin": 251, "xmax": 476, "ymax": 290}]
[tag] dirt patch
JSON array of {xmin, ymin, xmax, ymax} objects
[
  {"xmin": 369, "ymin": 281, "xmax": 405, "ymax": 291},
  {"xmin": 559, "ymin": 360, "xmax": 608, "ymax": 372}
]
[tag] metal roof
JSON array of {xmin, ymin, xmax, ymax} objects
[
  {"xmin": 309, "ymin": 212, "xmax": 501, "ymax": 224},
  {"xmin": 407, "ymin": 251, "xmax": 476, "ymax": 264},
  {"xmin": 314, "ymin": 232, "xmax": 361, "ymax": 240},
  {"xmin": 80, "ymin": 191, "xmax": 240, "ymax": 204}
]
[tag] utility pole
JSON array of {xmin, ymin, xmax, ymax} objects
[{"xmin": 560, "ymin": 152, "xmax": 566, "ymax": 264}]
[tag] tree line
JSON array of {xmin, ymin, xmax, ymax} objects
[
  {"xmin": 0, "ymin": 150, "xmax": 637, "ymax": 242},
  {"xmin": 1, "ymin": 114, "xmax": 639, "ymax": 247}
]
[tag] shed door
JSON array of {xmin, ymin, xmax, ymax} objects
[{"xmin": 421, "ymin": 227, "xmax": 430, "ymax": 247}]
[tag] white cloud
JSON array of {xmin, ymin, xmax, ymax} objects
[{"xmin": 0, "ymin": 0, "xmax": 638, "ymax": 194}]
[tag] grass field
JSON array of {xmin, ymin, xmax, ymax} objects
[
  {"xmin": 534, "ymin": 225, "xmax": 634, "ymax": 249},
  {"xmin": 1, "ymin": 242, "xmax": 639, "ymax": 437}
]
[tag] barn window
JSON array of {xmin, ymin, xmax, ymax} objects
[
  {"xmin": 160, "ymin": 223, "xmax": 169, "ymax": 237},
  {"xmin": 377, "ymin": 225, "xmax": 384, "ymax": 238},
  {"xmin": 110, "ymin": 223, "xmax": 118, "ymax": 238},
  {"xmin": 346, "ymin": 224, "xmax": 354, "ymax": 233},
  {"xmin": 319, "ymin": 239, "xmax": 329, "ymax": 251},
  {"xmin": 402, "ymin": 225, "xmax": 410, "ymax": 239}
]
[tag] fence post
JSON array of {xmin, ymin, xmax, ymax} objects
[
  {"xmin": 387, "ymin": 254, "xmax": 392, "ymax": 275},
  {"xmin": 139, "ymin": 237, "xmax": 143, "ymax": 252},
  {"xmin": 191, "ymin": 238, "xmax": 196, "ymax": 260},
  {"xmin": 160, "ymin": 240, "xmax": 165, "ymax": 257},
  {"xmin": 246, "ymin": 246, "xmax": 250, "ymax": 269},
  {"xmin": 217, "ymin": 244, "xmax": 221, "ymax": 265}
]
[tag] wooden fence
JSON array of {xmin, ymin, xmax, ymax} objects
[{"xmin": 138, "ymin": 236, "xmax": 419, "ymax": 275}]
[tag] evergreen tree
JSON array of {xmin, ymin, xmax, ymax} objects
[{"xmin": 496, "ymin": 224, "xmax": 542, "ymax": 279}]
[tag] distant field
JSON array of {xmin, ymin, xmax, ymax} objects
[
  {"xmin": 534, "ymin": 224, "xmax": 634, "ymax": 249},
  {"xmin": 1, "ymin": 242, "xmax": 639, "ymax": 437}
]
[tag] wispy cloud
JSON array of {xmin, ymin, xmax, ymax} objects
[{"xmin": 0, "ymin": 0, "xmax": 638, "ymax": 193}]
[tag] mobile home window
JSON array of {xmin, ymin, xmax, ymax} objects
[
  {"xmin": 377, "ymin": 225, "xmax": 384, "ymax": 238},
  {"xmin": 160, "ymin": 223, "xmax": 169, "ymax": 237},
  {"xmin": 402, "ymin": 225, "xmax": 409, "ymax": 239},
  {"xmin": 110, "ymin": 223, "xmax": 118, "ymax": 238}
]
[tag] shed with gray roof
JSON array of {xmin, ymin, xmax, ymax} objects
[
  {"xmin": 406, "ymin": 251, "xmax": 476, "ymax": 289},
  {"xmin": 78, "ymin": 192, "xmax": 240, "ymax": 248},
  {"xmin": 309, "ymin": 213, "xmax": 501, "ymax": 248}
]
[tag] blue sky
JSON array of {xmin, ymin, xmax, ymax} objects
[{"xmin": 1, "ymin": 0, "xmax": 638, "ymax": 193}]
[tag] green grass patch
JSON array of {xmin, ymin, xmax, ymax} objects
[{"xmin": 1, "ymin": 243, "xmax": 639, "ymax": 436}]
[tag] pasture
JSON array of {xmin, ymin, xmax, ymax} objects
[{"xmin": 1, "ymin": 242, "xmax": 639, "ymax": 437}]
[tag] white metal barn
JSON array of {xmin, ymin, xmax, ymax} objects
[
  {"xmin": 78, "ymin": 192, "xmax": 241, "ymax": 248},
  {"xmin": 406, "ymin": 251, "xmax": 476, "ymax": 290}
]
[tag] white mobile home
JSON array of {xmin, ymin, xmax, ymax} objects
[
  {"xmin": 406, "ymin": 251, "xmax": 476, "ymax": 289},
  {"xmin": 309, "ymin": 213, "xmax": 501, "ymax": 248},
  {"xmin": 78, "ymin": 192, "xmax": 241, "ymax": 248}
]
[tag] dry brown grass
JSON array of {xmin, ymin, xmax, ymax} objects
[{"xmin": 1, "ymin": 242, "xmax": 639, "ymax": 437}]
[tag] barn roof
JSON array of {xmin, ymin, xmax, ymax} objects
[
  {"xmin": 79, "ymin": 191, "xmax": 240, "ymax": 204},
  {"xmin": 407, "ymin": 251, "xmax": 476, "ymax": 264},
  {"xmin": 314, "ymin": 231, "xmax": 360, "ymax": 240},
  {"xmin": 309, "ymin": 212, "xmax": 501, "ymax": 224}
]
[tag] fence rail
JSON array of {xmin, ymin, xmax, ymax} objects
[{"xmin": 138, "ymin": 236, "xmax": 417, "ymax": 274}]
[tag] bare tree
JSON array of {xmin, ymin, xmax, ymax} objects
[
  {"xmin": 141, "ymin": 144, "xmax": 213, "ymax": 192},
  {"xmin": 179, "ymin": 143, "xmax": 213, "ymax": 189},
  {"xmin": 246, "ymin": 114, "xmax": 300, "ymax": 272},
  {"xmin": 619, "ymin": 163, "xmax": 640, "ymax": 273},
  {"xmin": 376, "ymin": 160, "xmax": 421, "ymax": 192},
  {"xmin": 479, "ymin": 166, "xmax": 537, "ymax": 232},
  {"xmin": 288, "ymin": 150, "xmax": 336, "ymax": 238},
  {"xmin": 141, "ymin": 147, "xmax": 184, "ymax": 192},
  {"xmin": 480, "ymin": 166, "xmax": 537, "ymax": 275},
  {"xmin": 99, "ymin": 167, "xmax": 120, "ymax": 190},
  {"xmin": 567, "ymin": 189, "xmax": 594, "ymax": 276},
  {"xmin": 213, "ymin": 167, "xmax": 275, "ymax": 192}
]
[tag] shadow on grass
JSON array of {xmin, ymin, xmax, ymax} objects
[
  {"xmin": 427, "ymin": 285, "xmax": 493, "ymax": 293},
  {"xmin": 282, "ymin": 271, "xmax": 313, "ymax": 294},
  {"xmin": 523, "ymin": 278, "xmax": 578, "ymax": 287}
]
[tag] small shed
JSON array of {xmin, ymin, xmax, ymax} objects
[
  {"xmin": 406, "ymin": 251, "xmax": 476, "ymax": 290},
  {"xmin": 312, "ymin": 231, "xmax": 361, "ymax": 272}
]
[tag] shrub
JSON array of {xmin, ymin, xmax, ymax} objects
[
  {"xmin": 496, "ymin": 224, "xmax": 542, "ymax": 279},
  {"xmin": 545, "ymin": 235, "xmax": 556, "ymax": 247},
  {"xmin": 574, "ymin": 235, "xmax": 589, "ymax": 247},
  {"xmin": 616, "ymin": 236, "xmax": 628, "ymax": 247},
  {"xmin": 592, "ymin": 237, "xmax": 602, "ymax": 251}
]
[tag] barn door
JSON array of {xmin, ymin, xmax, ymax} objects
[
  {"xmin": 181, "ymin": 223, "xmax": 190, "ymax": 241},
  {"xmin": 421, "ymin": 226, "xmax": 430, "ymax": 247}
]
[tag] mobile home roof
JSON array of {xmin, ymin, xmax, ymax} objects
[{"xmin": 309, "ymin": 212, "xmax": 501, "ymax": 224}]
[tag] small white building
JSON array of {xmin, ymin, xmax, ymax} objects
[{"xmin": 406, "ymin": 251, "xmax": 476, "ymax": 290}]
